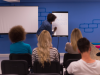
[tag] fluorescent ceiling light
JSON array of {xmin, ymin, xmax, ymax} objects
[{"xmin": 4, "ymin": 0, "xmax": 20, "ymax": 2}]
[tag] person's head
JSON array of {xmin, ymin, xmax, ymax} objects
[
  {"xmin": 47, "ymin": 13, "xmax": 56, "ymax": 22},
  {"xmin": 71, "ymin": 28, "xmax": 83, "ymax": 51},
  {"xmin": 9, "ymin": 25, "xmax": 26, "ymax": 43},
  {"xmin": 77, "ymin": 38, "xmax": 90, "ymax": 53},
  {"xmin": 37, "ymin": 30, "xmax": 52, "ymax": 67}
]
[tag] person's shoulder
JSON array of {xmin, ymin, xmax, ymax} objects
[
  {"xmin": 44, "ymin": 20, "xmax": 51, "ymax": 25},
  {"xmin": 70, "ymin": 59, "xmax": 81, "ymax": 66},
  {"xmin": 32, "ymin": 48, "xmax": 38, "ymax": 55},
  {"xmin": 50, "ymin": 47, "xmax": 58, "ymax": 53},
  {"xmin": 23, "ymin": 42, "xmax": 31, "ymax": 47},
  {"xmin": 67, "ymin": 60, "xmax": 81, "ymax": 74},
  {"xmin": 65, "ymin": 43, "xmax": 73, "ymax": 50},
  {"xmin": 67, "ymin": 60, "xmax": 79, "ymax": 71},
  {"xmin": 93, "ymin": 60, "xmax": 100, "ymax": 68},
  {"xmin": 70, "ymin": 60, "xmax": 79, "ymax": 64},
  {"xmin": 10, "ymin": 43, "xmax": 13, "ymax": 46},
  {"xmin": 95, "ymin": 60, "xmax": 100, "ymax": 63},
  {"xmin": 66, "ymin": 42, "xmax": 72, "ymax": 47},
  {"xmin": 23, "ymin": 43, "xmax": 30, "ymax": 46},
  {"xmin": 10, "ymin": 43, "xmax": 13, "ymax": 48},
  {"xmin": 10, "ymin": 42, "xmax": 17, "ymax": 48},
  {"xmin": 32, "ymin": 48, "xmax": 37, "ymax": 52},
  {"xmin": 43, "ymin": 20, "xmax": 47, "ymax": 24},
  {"xmin": 43, "ymin": 20, "xmax": 47, "ymax": 22},
  {"xmin": 51, "ymin": 47, "xmax": 58, "ymax": 51}
]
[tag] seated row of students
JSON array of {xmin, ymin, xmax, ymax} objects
[
  {"xmin": 65, "ymin": 28, "xmax": 100, "ymax": 60},
  {"xmin": 9, "ymin": 25, "xmax": 100, "ymax": 67},
  {"xmin": 9, "ymin": 25, "xmax": 59, "ymax": 67}
]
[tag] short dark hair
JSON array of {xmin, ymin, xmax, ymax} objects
[
  {"xmin": 77, "ymin": 38, "xmax": 90, "ymax": 53},
  {"xmin": 9, "ymin": 25, "xmax": 26, "ymax": 43},
  {"xmin": 47, "ymin": 13, "xmax": 56, "ymax": 22}
]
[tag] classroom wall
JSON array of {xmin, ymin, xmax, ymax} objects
[{"xmin": 0, "ymin": 1, "xmax": 100, "ymax": 53}]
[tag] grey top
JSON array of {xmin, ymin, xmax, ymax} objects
[{"xmin": 65, "ymin": 43, "xmax": 79, "ymax": 54}]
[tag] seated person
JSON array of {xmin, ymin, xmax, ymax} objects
[
  {"xmin": 9, "ymin": 25, "xmax": 32, "ymax": 54},
  {"xmin": 32, "ymin": 30, "xmax": 59, "ymax": 67},
  {"xmin": 65, "ymin": 28, "xmax": 82, "ymax": 54},
  {"xmin": 65, "ymin": 28, "xmax": 100, "ymax": 60},
  {"xmin": 67, "ymin": 38, "xmax": 100, "ymax": 75}
]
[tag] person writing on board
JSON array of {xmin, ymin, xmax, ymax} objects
[{"xmin": 37, "ymin": 13, "xmax": 57, "ymax": 36}]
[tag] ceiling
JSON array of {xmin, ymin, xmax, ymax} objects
[{"xmin": 1, "ymin": 0, "xmax": 100, "ymax": 3}]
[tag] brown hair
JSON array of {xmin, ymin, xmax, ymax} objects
[
  {"xmin": 77, "ymin": 38, "xmax": 90, "ymax": 53},
  {"xmin": 9, "ymin": 25, "xmax": 26, "ymax": 43},
  {"xmin": 47, "ymin": 13, "xmax": 56, "ymax": 22}
]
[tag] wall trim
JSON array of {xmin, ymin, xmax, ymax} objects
[
  {"xmin": 0, "ymin": 53, "xmax": 65, "ymax": 57},
  {"xmin": 0, "ymin": 54, "xmax": 9, "ymax": 57}
]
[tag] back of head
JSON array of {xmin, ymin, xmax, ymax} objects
[
  {"xmin": 9, "ymin": 25, "xmax": 26, "ymax": 43},
  {"xmin": 47, "ymin": 13, "xmax": 56, "ymax": 22},
  {"xmin": 71, "ymin": 28, "xmax": 83, "ymax": 51},
  {"xmin": 77, "ymin": 38, "xmax": 90, "ymax": 53},
  {"xmin": 37, "ymin": 30, "xmax": 52, "ymax": 67}
]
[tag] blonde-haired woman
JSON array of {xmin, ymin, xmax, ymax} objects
[
  {"xmin": 65, "ymin": 28, "xmax": 100, "ymax": 60},
  {"xmin": 32, "ymin": 30, "xmax": 59, "ymax": 67},
  {"xmin": 65, "ymin": 28, "xmax": 82, "ymax": 54}
]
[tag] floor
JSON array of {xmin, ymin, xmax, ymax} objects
[{"xmin": 0, "ymin": 53, "xmax": 64, "ymax": 74}]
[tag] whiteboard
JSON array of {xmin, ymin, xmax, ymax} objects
[
  {"xmin": 52, "ymin": 12, "xmax": 68, "ymax": 36},
  {"xmin": 0, "ymin": 6, "xmax": 38, "ymax": 33}
]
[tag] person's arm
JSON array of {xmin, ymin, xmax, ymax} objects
[
  {"xmin": 32, "ymin": 49, "xmax": 36, "ymax": 65},
  {"xmin": 65, "ymin": 43, "xmax": 73, "ymax": 53},
  {"xmin": 67, "ymin": 63, "xmax": 73, "ymax": 74},
  {"xmin": 46, "ymin": 25, "xmax": 54, "ymax": 35},
  {"xmin": 10, "ymin": 45, "xmax": 13, "ymax": 54},
  {"xmin": 28, "ymin": 45, "xmax": 32, "ymax": 54},
  {"xmin": 53, "ymin": 27, "xmax": 57, "ymax": 33},
  {"xmin": 54, "ymin": 48, "xmax": 59, "ymax": 62}
]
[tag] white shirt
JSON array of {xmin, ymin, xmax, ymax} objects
[{"xmin": 67, "ymin": 59, "xmax": 100, "ymax": 75}]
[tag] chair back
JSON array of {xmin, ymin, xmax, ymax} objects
[
  {"xmin": 1, "ymin": 60, "xmax": 28, "ymax": 74},
  {"xmin": 33, "ymin": 61, "xmax": 60, "ymax": 73},
  {"xmin": 65, "ymin": 59, "xmax": 78, "ymax": 75},
  {"xmin": 9, "ymin": 53, "xmax": 32, "ymax": 68},
  {"xmin": 63, "ymin": 53, "xmax": 81, "ymax": 68},
  {"xmin": 66, "ymin": 59, "xmax": 79, "ymax": 68},
  {"xmin": 28, "ymin": 73, "xmax": 60, "ymax": 75},
  {"xmin": 96, "ymin": 52, "xmax": 100, "ymax": 56}
]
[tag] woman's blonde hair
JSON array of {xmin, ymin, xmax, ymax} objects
[
  {"xmin": 37, "ymin": 30, "xmax": 52, "ymax": 67},
  {"xmin": 71, "ymin": 28, "xmax": 83, "ymax": 51}
]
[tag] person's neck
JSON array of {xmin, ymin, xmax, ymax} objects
[{"xmin": 81, "ymin": 52, "xmax": 95, "ymax": 63}]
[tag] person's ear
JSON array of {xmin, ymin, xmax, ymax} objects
[
  {"xmin": 78, "ymin": 49, "xmax": 81, "ymax": 53},
  {"xmin": 89, "ymin": 46, "xmax": 91, "ymax": 51}
]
